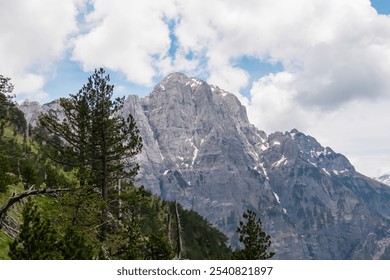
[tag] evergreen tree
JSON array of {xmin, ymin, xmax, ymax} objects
[
  {"xmin": 234, "ymin": 210, "xmax": 274, "ymax": 260},
  {"xmin": 8, "ymin": 199, "xmax": 94, "ymax": 260},
  {"xmin": 115, "ymin": 216, "xmax": 174, "ymax": 260},
  {"xmin": 39, "ymin": 68, "xmax": 142, "ymax": 241},
  {"xmin": 57, "ymin": 226, "xmax": 95, "ymax": 259},
  {"xmin": 0, "ymin": 75, "xmax": 14, "ymax": 95},
  {"xmin": 144, "ymin": 233, "xmax": 174, "ymax": 260},
  {"xmin": 0, "ymin": 75, "xmax": 15, "ymax": 136},
  {"xmin": 85, "ymin": 68, "xmax": 142, "ymax": 240},
  {"xmin": 0, "ymin": 75, "xmax": 25, "ymax": 135},
  {"xmin": 178, "ymin": 204, "xmax": 232, "ymax": 259},
  {"xmin": 8, "ymin": 199, "xmax": 62, "ymax": 259},
  {"xmin": 0, "ymin": 75, "xmax": 14, "ymax": 116}
]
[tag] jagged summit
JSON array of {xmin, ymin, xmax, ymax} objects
[
  {"xmin": 160, "ymin": 72, "xmax": 197, "ymax": 83},
  {"xmin": 155, "ymin": 72, "xmax": 234, "ymax": 99},
  {"xmin": 290, "ymin": 128, "xmax": 299, "ymax": 134},
  {"xmin": 263, "ymin": 130, "xmax": 356, "ymax": 177},
  {"xmin": 155, "ymin": 72, "xmax": 204, "ymax": 92}
]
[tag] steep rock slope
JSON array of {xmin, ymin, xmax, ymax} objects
[
  {"xmin": 262, "ymin": 130, "xmax": 390, "ymax": 259},
  {"xmin": 121, "ymin": 73, "xmax": 304, "ymax": 257}
]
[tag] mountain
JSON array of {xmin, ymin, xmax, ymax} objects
[
  {"xmin": 19, "ymin": 99, "xmax": 64, "ymax": 127},
  {"xmin": 20, "ymin": 72, "xmax": 390, "ymax": 259},
  {"xmin": 375, "ymin": 175, "xmax": 390, "ymax": 186},
  {"xmin": 0, "ymin": 102, "xmax": 233, "ymax": 260}
]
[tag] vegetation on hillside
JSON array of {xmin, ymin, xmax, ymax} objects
[
  {"xmin": 0, "ymin": 71, "xmax": 273, "ymax": 260},
  {"xmin": 233, "ymin": 209, "xmax": 275, "ymax": 260}
]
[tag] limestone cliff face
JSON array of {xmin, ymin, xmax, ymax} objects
[
  {"xmin": 21, "ymin": 72, "xmax": 390, "ymax": 259},
  {"xmin": 261, "ymin": 130, "xmax": 390, "ymax": 259}
]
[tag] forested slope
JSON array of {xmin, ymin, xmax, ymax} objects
[{"xmin": 0, "ymin": 73, "xmax": 233, "ymax": 260}]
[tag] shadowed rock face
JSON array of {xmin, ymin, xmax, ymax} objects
[{"xmin": 21, "ymin": 72, "xmax": 390, "ymax": 259}]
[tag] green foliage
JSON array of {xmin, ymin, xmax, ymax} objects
[
  {"xmin": 1, "ymin": 165, "xmax": 233, "ymax": 260},
  {"xmin": 38, "ymin": 68, "xmax": 142, "ymax": 184},
  {"xmin": 0, "ymin": 127, "xmax": 51, "ymax": 193},
  {"xmin": 1, "ymin": 70, "xmax": 234, "ymax": 260},
  {"xmin": 0, "ymin": 75, "xmax": 14, "ymax": 96},
  {"xmin": 57, "ymin": 226, "xmax": 95, "ymax": 259},
  {"xmin": 0, "ymin": 133, "xmax": 24, "ymax": 192},
  {"xmin": 178, "ymin": 205, "xmax": 232, "ymax": 259},
  {"xmin": 105, "ymin": 184, "xmax": 174, "ymax": 260},
  {"xmin": 0, "ymin": 75, "xmax": 14, "ymax": 134},
  {"xmin": 0, "ymin": 75, "xmax": 29, "ymax": 192},
  {"xmin": 8, "ymin": 199, "xmax": 94, "ymax": 259},
  {"xmin": 233, "ymin": 209, "xmax": 274, "ymax": 260},
  {"xmin": 0, "ymin": 75, "xmax": 26, "ymax": 136},
  {"xmin": 114, "ymin": 215, "xmax": 174, "ymax": 260},
  {"xmin": 9, "ymin": 199, "xmax": 62, "ymax": 259},
  {"xmin": 0, "ymin": 152, "xmax": 14, "ymax": 193},
  {"xmin": 144, "ymin": 234, "xmax": 174, "ymax": 260},
  {"xmin": 0, "ymin": 232, "xmax": 12, "ymax": 259},
  {"xmin": 39, "ymin": 68, "xmax": 142, "ymax": 241}
]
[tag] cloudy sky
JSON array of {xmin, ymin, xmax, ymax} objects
[{"xmin": 1, "ymin": 0, "xmax": 390, "ymax": 177}]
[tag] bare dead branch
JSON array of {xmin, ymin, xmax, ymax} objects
[{"xmin": 0, "ymin": 187, "xmax": 70, "ymax": 230}]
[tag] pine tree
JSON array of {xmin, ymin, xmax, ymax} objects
[
  {"xmin": 85, "ymin": 68, "xmax": 142, "ymax": 240},
  {"xmin": 0, "ymin": 75, "xmax": 27, "ymax": 192},
  {"xmin": 0, "ymin": 75, "xmax": 14, "ymax": 115},
  {"xmin": 8, "ymin": 199, "xmax": 94, "ymax": 260},
  {"xmin": 144, "ymin": 233, "xmax": 174, "ymax": 260},
  {"xmin": 0, "ymin": 75, "xmax": 15, "ymax": 136},
  {"xmin": 0, "ymin": 75, "xmax": 13, "ymax": 95},
  {"xmin": 8, "ymin": 199, "xmax": 62, "ymax": 259},
  {"xmin": 39, "ymin": 68, "xmax": 142, "ymax": 242},
  {"xmin": 234, "ymin": 210, "xmax": 275, "ymax": 260}
]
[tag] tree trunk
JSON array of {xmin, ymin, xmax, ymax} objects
[
  {"xmin": 118, "ymin": 179, "xmax": 122, "ymax": 220},
  {"xmin": 167, "ymin": 213, "xmax": 172, "ymax": 246},
  {"xmin": 174, "ymin": 202, "xmax": 182, "ymax": 259}
]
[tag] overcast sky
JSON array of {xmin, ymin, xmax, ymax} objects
[{"xmin": 1, "ymin": 0, "xmax": 390, "ymax": 177}]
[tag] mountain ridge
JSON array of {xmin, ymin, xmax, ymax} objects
[
  {"xmin": 20, "ymin": 72, "xmax": 390, "ymax": 259},
  {"xmin": 375, "ymin": 174, "xmax": 390, "ymax": 186}
]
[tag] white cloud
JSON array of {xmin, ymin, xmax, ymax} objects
[
  {"xmin": 72, "ymin": 0, "xmax": 177, "ymax": 86},
  {"xmin": 168, "ymin": 0, "xmax": 390, "ymax": 110},
  {"xmin": 247, "ymin": 72, "xmax": 313, "ymax": 132},
  {"xmin": 12, "ymin": 74, "xmax": 48, "ymax": 102},
  {"xmin": 0, "ymin": 0, "xmax": 82, "ymax": 102},
  {"xmin": 207, "ymin": 65, "xmax": 249, "ymax": 96},
  {"xmin": 4, "ymin": 0, "xmax": 390, "ymax": 106},
  {"xmin": 306, "ymin": 99, "xmax": 390, "ymax": 177},
  {"xmin": 3, "ymin": 0, "xmax": 390, "ymax": 176},
  {"xmin": 69, "ymin": 0, "xmax": 390, "ymax": 105}
]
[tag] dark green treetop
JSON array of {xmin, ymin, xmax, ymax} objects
[{"xmin": 234, "ymin": 209, "xmax": 275, "ymax": 260}]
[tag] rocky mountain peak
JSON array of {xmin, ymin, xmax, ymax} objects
[
  {"xmin": 261, "ymin": 129, "xmax": 355, "ymax": 177},
  {"xmin": 18, "ymin": 99, "xmax": 42, "ymax": 126},
  {"xmin": 154, "ymin": 72, "xmax": 205, "ymax": 94}
]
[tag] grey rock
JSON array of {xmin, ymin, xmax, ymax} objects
[
  {"xmin": 19, "ymin": 99, "xmax": 64, "ymax": 127},
  {"xmin": 375, "ymin": 174, "xmax": 390, "ymax": 186},
  {"xmin": 262, "ymin": 130, "xmax": 390, "ymax": 259}
]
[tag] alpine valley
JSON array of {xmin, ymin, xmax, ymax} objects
[{"xmin": 20, "ymin": 73, "xmax": 390, "ymax": 259}]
